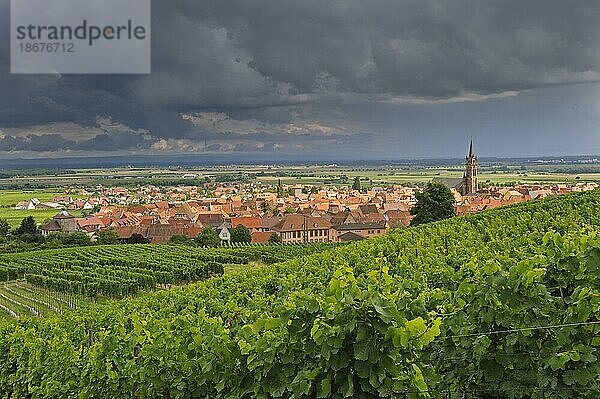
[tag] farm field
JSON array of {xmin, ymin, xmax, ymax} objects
[
  {"xmin": 0, "ymin": 189, "xmax": 74, "ymax": 207},
  {"xmin": 0, "ymin": 243, "xmax": 333, "ymax": 319},
  {"xmin": 2, "ymin": 162, "xmax": 600, "ymax": 189},
  {"xmin": 0, "ymin": 190, "xmax": 599, "ymax": 398},
  {"xmin": 0, "ymin": 208, "xmax": 85, "ymax": 229},
  {"xmin": 0, "ymin": 189, "xmax": 86, "ymax": 228},
  {"xmin": 0, "ymin": 280, "xmax": 91, "ymax": 319}
]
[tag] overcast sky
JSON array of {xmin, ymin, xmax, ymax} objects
[{"xmin": 1, "ymin": 0, "xmax": 599, "ymax": 159}]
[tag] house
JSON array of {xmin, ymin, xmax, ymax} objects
[
  {"xmin": 251, "ymin": 231, "xmax": 274, "ymax": 244},
  {"xmin": 332, "ymin": 221, "xmax": 387, "ymax": 242},
  {"xmin": 337, "ymin": 231, "xmax": 365, "ymax": 243},
  {"xmin": 218, "ymin": 222, "xmax": 231, "ymax": 242},
  {"xmin": 14, "ymin": 201, "xmax": 29, "ymax": 210},
  {"xmin": 27, "ymin": 198, "xmax": 40, "ymax": 210},
  {"xmin": 231, "ymin": 216, "xmax": 262, "ymax": 232},
  {"xmin": 77, "ymin": 217, "xmax": 104, "ymax": 233},
  {"xmin": 271, "ymin": 214, "xmax": 332, "ymax": 243},
  {"xmin": 40, "ymin": 211, "xmax": 78, "ymax": 236}
]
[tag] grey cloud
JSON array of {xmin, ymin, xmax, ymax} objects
[
  {"xmin": 0, "ymin": 134, "xmax": 76, "ymax": 152},
  {"xmin": 0, "ymin": 132, "xmax": 153, "ymax": 152},
  {"xmin": 0, "ymin": 0, "xmax": 599, "ymax": 153}
]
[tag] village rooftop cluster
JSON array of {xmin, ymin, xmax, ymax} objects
[{"xmin": 16, "ymin": 178, "xmax": 596, "ymax": 245}]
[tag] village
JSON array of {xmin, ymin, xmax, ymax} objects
[
  {"xmin": 17, "ymin": 178, "xmax": 596, "ymax": 245},
  {"xmin": 10, "ymin": 143, "xmax": 595, "ymax": 244}
]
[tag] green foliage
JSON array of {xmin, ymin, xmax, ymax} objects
[
  {"xmin": 269, "ymin": 232, "xmax": 282, "ymax": 244},
  {"xmin": 95, "ymin": 228, "xmax": 119, "ymax": 245},
  {"xmin": 125, "ymin": 233, "xmax": 150, "ymax": 244},
  {"xmin": 15, "ymin": 216, "xmax": 43, "ymax": 243},
  {"xmin": 1, "ymin": 191, "xmax": 600, "ymax": 398},
  {"xmin": 0, "ymin": 219, "xmax": 9, "ymax": 237},
  {"xmin": 195, "ymin": 227, "xmax": 221, "ymax": 247},
  {"xmin": 230, "ymin": 224, "xmax": 252, "ymax": 243},
  {"xmin": 16, "ymin": 215, "xmax": 38, "ymax": 235},
  {"xmin": 169, "ymin": 234, "xmax": 193, "ymax": 245},
  {"xmin": 51, "ymin": 231, "xmax": 92, "ymax": 246},
  {"xmin": 259, "ymin": 201, "xmax": 272, "ymax": 214},
  {"xmin": 0, "ymin": 243, "xmax": 332, "ymax": 299},
  {"xmin": 352, "ymin": 176, "xmax": 362, "ymax": 191},
  {"xmin": 410, "ymin": 182, "xmax": 456, "ymax": 226}
]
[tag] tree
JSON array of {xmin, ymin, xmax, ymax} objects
[
  {"xmin": 59, "ymin": 232, "xmax": 92, "ymax": 246},
  {"xmin": 16, "ymin": 216, "xmax": 43, "ymax": 243},
  {"xmin": 0, "ymin": 219, "xmax": 10, "ymax": 237},
  {"xmin": 230, "ymin": 224, "xmax": 252, "ymax": 243},
  {"xmin": 268, "ymin": 232, "xmax": 282, "ymax": 244},
  {"xmin": 259, "ymin": 202, "xmax": 272, "ymax": 214},
  {"xmin": 126, "ymin": 233, "xmax": 150, "ymax": 244},
  {"xmin": 170, "ymin": 234, "xmax": 193, "ymax": 245},
  {"xmin": 195, "ymin": 228, "xmax": 221, "ymax": 247},
  {"xmin": 352, "ymin": 176, "xmax": 362, "ymax": 192},
  {"xmin": 410, "ymin": 182, "xmax": 456, "ymax": 226},
  {"xmin": 17, "ymin": 216, "xmax": 38, "ymax": 235},
  {"xmin": 96, "ymin": 228, "xmax": 120, "ymax": 245}
]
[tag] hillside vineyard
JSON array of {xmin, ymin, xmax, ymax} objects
[
  {"xmin": 1, "ymin": 191, "xmax": 600, "ymax": 398},
  {"xmin": 0, "ymin": 244, "xmax": 333, "ymax": 299}
]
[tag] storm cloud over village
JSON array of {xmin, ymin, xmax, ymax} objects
[{"xmin": 0, "ymin": 0, "xmax": 599, "ymax": 158}]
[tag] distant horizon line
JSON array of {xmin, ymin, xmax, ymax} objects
[{"xmin": 1, "ymin": 152, "xmax": 600, "ymax": 170}]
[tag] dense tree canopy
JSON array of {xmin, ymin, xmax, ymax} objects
[
  {"xmin": 268, "ymin": 232, "xmax": 282, "ymax": 244},
  {"xmin": 410, "ymin": 182, "xmax": 456, "ymax": 226},
  {"xmin": 352, "ymin": 176, "xmax": 362, "ymax": 191},
  {"xmin": 15, "ymin": 216, "xmax": 43, "ymax": 242},
  {"xmin": 95, "ymin": 228, "xmax": 120, "ymax": 245},
  {"xmin": 170, "ymin": 234, "xmax": 193, "ymax": 245},
  {"xmin": 16, "ymin": 216, "xmax": 38, "ymax": 235},
  {"xmin": 230, "ymin": 224, "xmax": 252, "ymax": 243},
  {"xmin": 56, "ymin": 232, "xmax": 92, "ymax": 246},
  {"xmin": 0, "ymin": 219, "xmax": 9, "ymax": 237},
  {"xmin": 195, "ymin": 228, "xmax": 221, "ymax": 247}
]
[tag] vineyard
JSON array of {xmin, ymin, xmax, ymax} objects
[
  {"xmin": 0, "ymin": 191, "xmax": 600, "ymax": 398},
  {"xmin": 0, "ymin": 280, "xmax": 88, "ymax": 318},
  {"xmin": 0, "ymin": 243, "xmax": 333, "ymax": 317}
]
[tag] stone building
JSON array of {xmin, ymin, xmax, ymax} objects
[{"xmin": 460, "ymin": 140, "xmax": 478, "ymax": 195}]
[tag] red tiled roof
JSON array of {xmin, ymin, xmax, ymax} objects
[
  {"xmin": 231, "ymin": 216, "xmax": 262, "ymax": 229},
  {"xmin": 251, "ymin": 231, "xmax": 273, "ymax": 244},
  {"xmin": 272, "ymin": 214, "xmax": 331, "ymax": 232}
]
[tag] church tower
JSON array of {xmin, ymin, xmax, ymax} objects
[{"xmin": 462, "ymin": 139, "xmax": 478, "ymax": 195}]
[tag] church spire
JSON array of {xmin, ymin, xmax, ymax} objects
[
  {"xmin": 468, "ymin": 138, "xmax": 474, "ymax": 158},
  {"xmin": 461, "ymin": 138, "xmax": 478, "ymax": 195}
]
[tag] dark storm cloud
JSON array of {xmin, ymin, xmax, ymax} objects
[
  {"xmin": 0, "ymin": 0, "xmax": 599, "ymax": 152},
  {"xmin": 0, "ymin": 134, "xmax": 75, "ymax": 151},
  {"xmin": 0, "ymin": 132, "xmax": 152, "ymax": 152}
]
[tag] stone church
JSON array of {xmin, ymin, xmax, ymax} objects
[
  {"xmin": 433, "ymin": 140, "xmax": 479, "ymax": 195},
  {"xmin": 459, "ymin": 140, "xmax": 478, "ymax": 195}
]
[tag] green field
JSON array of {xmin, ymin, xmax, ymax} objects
[
  {"xmin": 0, "ymin": 189, "xmax": 86, "ymax": 228},
  {"xmin": 0, "ymin": 189, "xmax": 78, "ymax": 207},
  {"xmin": 0, "ymin": 208, "xmax": 84, "ymax": 228},
  {"xmin": 257, "ymin": 166, "xmax": 600, "ymax": 186},
  {"xmin": 2, "ymin": 163, "xmax": 600, "ymax": 190}
]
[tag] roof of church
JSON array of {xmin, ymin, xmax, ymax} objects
[
  {"xmin": 468, "ymin": 139, "xmax": 474, "ymax": 158},
  {"xmin": 432, "ymin": 177, "xmax": 464, "ymax": 191}
]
